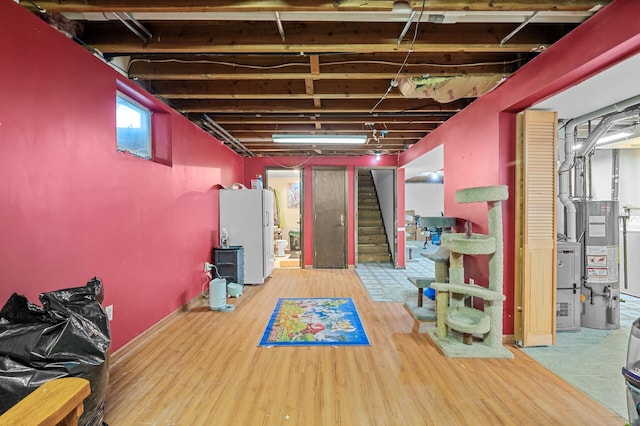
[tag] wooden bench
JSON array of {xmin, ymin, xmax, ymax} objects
[{"xmin": 0, "ymin": 377, "xmax": 90, "ymax": 426}]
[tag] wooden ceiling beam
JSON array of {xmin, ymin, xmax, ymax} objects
[
  {"xmin": 95, "ymin": 41, "xmax": 547, "ymax": 55},
  {"xmin": 167, "ymin": 93, "xmax": 409, "ymax": 100},
  {"xmin": 203, "ymin": 112, "xmax": 455, "ymax": 118},
  {"xmin": 242, "ymin": 141, "xmax": 415, "ymax": 147},
  {"xmin": 82, "ymin": 22, "xmax": 570, "ymax": 54},
  {"xmin": 135, "ymin": 70, "xmax": 509, "ymax": 81},
  {"xmin": 25, "ymin": 1, "xmax": 610, "ymax": 13},
  {"xmin": 148, "ymin": 78, "xmax": 505, "ymax": 99},
  {"xmin": 240, "ymin": 148, "xmax": 412, "ymax": 154},
  {"xmin": 211, "ymin": 118, "xmax": 445, "ymax": 125},
  {"xmin": 126, "ymin": 51, "xmax": 527, "ymax": 80},
  {"xmin": 149, "ymin": 79, "xmax": 447, "ymax": 100},
  {"xmin": 176, "ymin": 98, "xmax": 469, "ymax": 113},
  {"xmin": 231, "ymin": 131, "xmax": 426, "ymax": 139},
  {"xmin": 221, "ymin": 124, "xmax": 437, "ymax": 132}
]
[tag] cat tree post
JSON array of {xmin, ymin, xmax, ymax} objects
[{"xmin": 483, "ymin": 197, "xmax": 505, "ymax": 349}]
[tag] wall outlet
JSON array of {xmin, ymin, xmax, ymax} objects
[
  {"xmin": 105, "ymin": 305, "xmax": 113, "ymax": 321},
  {"xmin": 204, "ymin": 262, "xmax": 214, "ymax": 272}
]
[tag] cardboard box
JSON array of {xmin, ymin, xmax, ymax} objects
[{"xmin": 406, "ymin": 223, "xmax": 417, "ymax": 240}]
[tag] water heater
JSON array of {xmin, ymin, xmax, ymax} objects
[
  {"xmin": 209, "ymin": 277, "xmax": 228, "ymax": 310},
  {"xmin": 574, "ymin": 200, "xmax": 620, "ymax": 330}
]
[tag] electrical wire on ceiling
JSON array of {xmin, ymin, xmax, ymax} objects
[
  {"xmin": 369, "ymin": 0, "xmax": 427, "ymax": 114},
  {"xmin": 125, "ymin": 57, "xmax": 523, "ymax": 73},
  {"xmin": 265, "ymin": 155, "xmax": 316, "ymax": 169}
]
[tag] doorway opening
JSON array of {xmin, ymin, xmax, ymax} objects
[
  {"xmin": 266, "ymin": 168, "xmax": 302, "ymax": 268},
  {"xmin": 355, "ymin": 167, "xmax": 397, "ymax": 267}
]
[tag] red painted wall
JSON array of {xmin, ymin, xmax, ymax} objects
[
  {"xmin": 8, "ymin": 0, "xmax": 635, "ymax": 347},
  {"xmin": 0, "ymin": 2, "xmax": 243, "ymax": 351},
  {"xmin": 244, "ymin": 156, "xmax": 401, "ymax": 268},
  {"xmin": 399, "ymin": 0, "xmax": 640, "ymax": 334}
]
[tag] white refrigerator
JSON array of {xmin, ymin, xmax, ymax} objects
[{"xmin": 219, "ymin": 189, "xmax": 274, "ymax": 284}]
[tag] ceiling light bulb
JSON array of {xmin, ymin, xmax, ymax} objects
[{"xmin": 392, "ymin": 1, "xmax": 412, "ymax": 13}]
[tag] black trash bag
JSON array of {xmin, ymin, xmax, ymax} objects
[
  {"xmin": 0, "ymin": 293, "xmax": 50, "ymax": 324},
  {"xmin": 0, "ymin": 277, "xmax": 111, "ymax": 425}
]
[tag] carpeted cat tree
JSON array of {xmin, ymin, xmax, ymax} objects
[{"xmin": 428, "ymin": 185, "xmax": 513, "ymax": 358}]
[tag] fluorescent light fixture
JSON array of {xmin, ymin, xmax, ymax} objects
[
  {"xmin": 420, "ymin": 170, "xmax": 443, "ymax": 177},
  {"xmin": 598, "ymin": 131, "xmax": 633, "ymax": 144},
  {"xmin": 272, "ymin": 134, "xmax": 367, "ymax": 144}
]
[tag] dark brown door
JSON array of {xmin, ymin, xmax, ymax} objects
[{"xmin": 312, "ymin": 167, "xmax": 347, "ymax": 268}]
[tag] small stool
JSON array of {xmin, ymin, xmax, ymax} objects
[
  {"xmin": 421, "ymin": 246, "xmax": 450, "ymax": 283},
  {"xmin": 408, "ymin": 276, "xmax": 436, "ymax": 307}
]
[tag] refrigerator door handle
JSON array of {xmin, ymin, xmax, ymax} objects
[{"xmin": 340, "ymin": 214, "xmax": 344, "ymax": 227}]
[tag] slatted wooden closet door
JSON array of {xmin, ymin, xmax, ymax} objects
[{"xmin": 514, "ymin": 110, "xmax": 558, "ymax": 347}]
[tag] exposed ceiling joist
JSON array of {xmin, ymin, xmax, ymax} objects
[
  {"xmin": 23, "ymin": 1, "xmax": 607, "ymax": 13},
  {"xmin": 82, "ymin": 21, "xmax": 570, "ymax": 54},
  {"xmin": 20, "ymin": 0, "xmax": 609, "ymax": 157}
]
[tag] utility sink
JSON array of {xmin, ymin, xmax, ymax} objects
[{"xmin": 441, "ymin": 233, "xmax": 496, "ymax": 255}]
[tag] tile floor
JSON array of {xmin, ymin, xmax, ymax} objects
[
  {"xmin": 355, "ymin": 241, "xmax": 640, "ymax": 420},
  {"xmin": 274, "ymin": 251, "xmax": 301, "ymax": 268},
  {"xmin": 522, "ymin": 294, "xmax": 640, "ymax": 419},
  {"xmin": 355, "ymin": 241, "xmax": 437, "ymax": 304}
]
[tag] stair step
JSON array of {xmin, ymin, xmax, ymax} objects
[
  {"xmin": 358, "ymin": 196, "xmax": 377, "ymax": 202},
  {"xmin": 359, "ymin": 226, "xmax": 384, "ymax": 235},
  {"xmin": 359, "ymin": 235, "xmax": 387, "ymax": 244},
  {"xmin": 358, "ymin": 253, "xmax": 392, "ymax": 263},
  {"xmin": 359, "ymin": 217, "xmax": 383, "ymax": 225},
  {"xmin": 359, "ymin": 210, "xmax": 380, "ymax": 219},
  {"xmin": 358, "ymin": 244, "xmax": 389, "ymax": 254},
  {"xmin": 358, "ymin": 202, "xmax": 378, "ymax": 208}
]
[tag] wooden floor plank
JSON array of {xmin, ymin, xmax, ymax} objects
[{"xmin": 105, "ymin": 269, "xmax": 625, "ymax": 425}]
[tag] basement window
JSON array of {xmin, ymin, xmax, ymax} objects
[
  {"xmin": 116, "ymin": 92, "xmax": 152, "ymax": 159},
  {"xmin": 115, "ymin": 81, "xmax": 172, "ymax": 166}
]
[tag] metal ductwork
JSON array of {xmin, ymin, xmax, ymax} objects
[
  {"xmin": 113, "ymin": 12, "xmax": 151, "ymax": 45},
  {"xmin": 558, "ymin": 94, "xmax": 640, "ymax": 242},
  {"xmin": 202, "ymin": 114, "xmax": 255, "ymax": 157}
]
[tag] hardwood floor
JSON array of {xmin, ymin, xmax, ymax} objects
[{"xmin": 105, "ymin": 269, "xmax": 625, "ymax": 425}]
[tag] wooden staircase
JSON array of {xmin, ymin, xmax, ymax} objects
[{"xmin": 357, "ymin": 171, "xmax": 391, "ymax": 263}]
